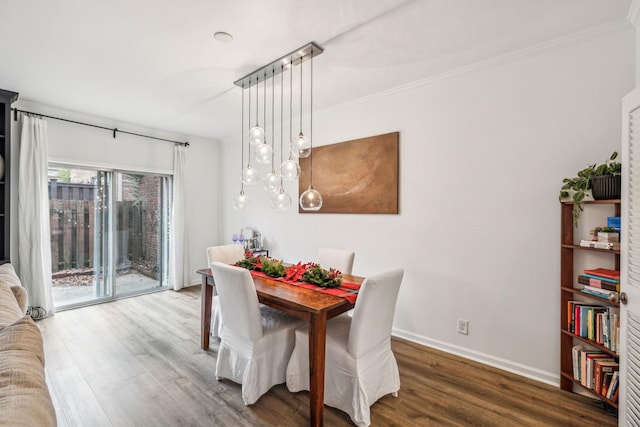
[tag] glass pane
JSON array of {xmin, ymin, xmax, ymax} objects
[
  {"xmin": 114, "ymin": 172, "xmax": 169, "ymax": 296},
  {"xmin": 50, "ymin": 167, "xmax": 112, "ymax": 307}
]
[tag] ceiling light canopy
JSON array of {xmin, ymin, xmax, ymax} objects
[{"xmin": 213, "ymin": 32, "xmax": 233, "ymax": 43}]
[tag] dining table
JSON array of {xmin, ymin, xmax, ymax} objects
[{"xmin": 197, "ymin": 267, "xmax": 363, "ymax": 427}]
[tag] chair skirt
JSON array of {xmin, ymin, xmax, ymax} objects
[
  {"xmin": 211, "ymin": 296, "xmax": 222, "ymax": 338},
  {"xmin": 216, "ymin": 306, "xmax": 303, "ymax": 405},
  {"xmin": 286, "ymin": 315, "xmax": 400, "ymax": 427}
]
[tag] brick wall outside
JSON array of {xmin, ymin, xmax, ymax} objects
[{"xmin": 120, "ymin": 174, "xmax": 162, "ymax": 279}]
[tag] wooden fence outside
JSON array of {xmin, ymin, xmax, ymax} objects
[{"xmin": 50, "ymin": 200, "xmax": 147, "ymax": 273}]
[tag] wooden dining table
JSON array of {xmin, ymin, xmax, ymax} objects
[{"xmin": 197, "ymin": 268, "xmax": 363, "ymax": 427}]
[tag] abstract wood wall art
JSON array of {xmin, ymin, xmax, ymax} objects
[{"xmin": 298, "ymin": 131, "xmax": 399, "ymax": 214}]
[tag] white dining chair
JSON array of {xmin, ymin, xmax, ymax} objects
[
  {"xmin": 316, "ymin": 247, "xmax": 355, "ymax": 274},
  {"xmin": 206, "ymin": 244, "xmax": 245, "ymax": 338},
  {"xmin": 286, "ymin": 268, "xmax": 404, "ymax": 427},
  {"xmin": 211, "ymin": 261, "xmax": 305, "ymax": 405}
]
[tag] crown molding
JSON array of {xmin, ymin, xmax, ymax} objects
[{"xmin": 319, "ymin": 19, "xmax": 632, "ymax": 116}]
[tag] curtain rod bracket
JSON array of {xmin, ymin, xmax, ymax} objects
[
  {"xmin": 13, "ymin": 108, "xmax": 18, "ymax": 122},
  {"xmin": 113, "ymin": 128, "xmax": 117, "ymax": 139}
]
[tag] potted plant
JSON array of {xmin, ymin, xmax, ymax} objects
[
  {"xmin": 559, "ymin": 151, "xmax": 621, "ymax": 227},
  {"xmin": 597, "ymin": 226, "xmax": 619, "ymax": 243}
]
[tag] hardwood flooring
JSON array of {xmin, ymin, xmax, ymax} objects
[{"xmin": 38, "ymin": 286, "xmax": 617, "ymax": 426}]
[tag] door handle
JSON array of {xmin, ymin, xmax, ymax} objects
[{"xmin": 609, "ymin": 292, "xmax": 628, "ymax": 305}]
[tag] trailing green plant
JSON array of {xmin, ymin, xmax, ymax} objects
[{"xmin": 559, "ymin": 151, "xmax": 621, "ymax": 227}]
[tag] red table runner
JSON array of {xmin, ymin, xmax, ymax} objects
[{"xmin": 249, "ymin": 270, "xmax": 360, "ymax": 304}]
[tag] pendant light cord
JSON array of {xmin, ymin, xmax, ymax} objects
[
  {"xmin": 255, "ymin": 75, "xmax": 260, "ymax": 127},
  {"xmin": 271, "ymin": 67, "xmax": 275, "ymax": 171},
  {"xmin": 289, "ymin": 59, "xmax": 294, "ymax": 160},
  {"xmin": 241, "ymin": 82, "xmax": 245, "ymax": 191},
  {"xmin": 299, "ymin": 54, "xmax": 304, "ymax": 133},
  {"xmin": 309, "ymin": 49, "xmax": 314, "ymax": 187},
  {"xmin": 263, "ymin": 71, "xmax": 267, "ymax": 143},
  {"xmin": 247, "ymin": 78, "xmax": 252, "ymax": 167},
  {"xmin": 280, "ymin": 65, "xmax": 285, "ymax": 188}
]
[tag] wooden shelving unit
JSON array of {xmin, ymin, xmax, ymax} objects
[
  {"xmin": 0, "ymin": 89, "xmax": 18, "ymax": 264},
  {"xmin": 560, "ymin": 199, "xmax": 620, "ymax": 409}
]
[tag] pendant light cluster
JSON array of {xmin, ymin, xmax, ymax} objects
[{"xmin": 232, "ymin": 42, "xmax": 323, "ymax": 211}]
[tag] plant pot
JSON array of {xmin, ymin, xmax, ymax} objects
[
  {"xmin": 597, "ymin": 232, "xmax": 619, "ymax": 243},
  {"xmin": 590, "ymin": 175, "xmax": 621, "ymax": 200}
]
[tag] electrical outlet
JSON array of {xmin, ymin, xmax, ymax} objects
[{"xmin": 457, "ymin": 319, "xmax": 469, "ymax": 335}]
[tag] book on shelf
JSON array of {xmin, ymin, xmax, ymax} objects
[
  {"xmin": 568, "ymin": 302, "xmax": 598, "ymax": 336},
  {"xmin": 580, "ymin": 288, "xmax": 614, "ymax": 301},
  {"xmin": 580, "ymin": 351, "xmax": 609, "ymax": 387},
  {"xmin": 601, "ymin": 372, "xmax": 614, "ymax": 397},
  {"xmin": 612, "ymin": 313, "xmax": 620, "ymax": 353},
  {"xmin": 579, "ymin": 240, "xmax": 620, "ymax": 250},
  {"xmin": 582, "ymin": 273, "xmax": 619, "ymax": 284},
  {"xmin": 606, "ymin": 371, "xmax": 620, "ymax": 401},
  {"xmin": 572, "ymin": 344, "xmax": 583, "ymax": 381},
  {"xmin": 583, "ymin": 268, "xmax": 620, "ymax": 281},
  {"xmin": 568, "ymin": 303, "xmax": 619, "ymax": 351},
  {"xmin": 594, "ymin": 360, "xmax": 619, "ymax": 394},
  {"xmin": 577, "ymin": 275, "xmax": 618, "ymax": 291},
  {"xmin": 608, "ymin": 216, "xmax": 621, "ymax": 234},
  {"xmin": 612, "ymin": 385, "xmax": 619, "ymax": 403}
]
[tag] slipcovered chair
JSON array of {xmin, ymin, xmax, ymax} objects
[
  {"xmin": 286, "ymin": 268, "xmax": 404, "ymax": 426},
  {"xmin": 206, "ymin": 244, "xmax": 244, "ymax": 338},
  {"xmin": 211, "ymin": 262, "xmax": 304, "ymax": 405},
  {"xmin": 316, "ymin": 247, "xmax": 355, "ymax": 274}
]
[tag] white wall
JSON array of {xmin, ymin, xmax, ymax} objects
[
  {"xmin": 219, "ymin": 23, "xmax": 635, "ymax": 384},
  {"xmin": 9, "ymin": 100, "xmax": 219, "ymax": 286}
]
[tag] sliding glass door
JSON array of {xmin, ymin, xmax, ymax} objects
[
  {"xmin": 50, "ymin": 166, "xmax": 171, "ymax": 309},
  {"xmin": 113, "ymin": 172, "xmax": 170, "ymax": 296}
]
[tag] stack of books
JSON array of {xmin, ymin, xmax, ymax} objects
[
  {"xmin": 579, "ymin": 240, "xmax": 620, "ymax": 250},
  {"xmin": 567, "ymin": 301, "xmax": 619, "ymax": 352},
  {"xmin": 571, "ymin": 345, "xmax": 619, "ymax": 402},
  {"xmin": 578, "ymin": 268, "xmax": 620, "ymax": 295}
]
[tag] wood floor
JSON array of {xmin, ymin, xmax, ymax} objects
[{"xmin": 37, "ymin": 286, "xmax": 617, "ymax": 427}]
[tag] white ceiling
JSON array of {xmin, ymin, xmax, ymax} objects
[{"xmin": 0, "ymin": 0, "xmax": 632, "ymax": 141}]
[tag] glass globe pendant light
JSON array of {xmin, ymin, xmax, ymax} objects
[
  {"xmin": 233, "ymin": 83, "xmax": 249, "ymax": 210},
  {"xmin": 300, "ymin": 49, "xmax": 323, "ymax": 211},
  {"xmin": 262, "ymin": 68, "xmax": 279, "ymax": 193},
  {"xmin": 255, "ymin": 72, "xmax": 273, "ymax": 164},
  {"xmin": 271, "ymin": 66, "xmax": 292, "ymax": 210},
  {"xmin": 271, "ymin": 187, "xmax": 292, "ymax": 210},
  {"xmin": 248, "ymin": 75, "xmax": 264, "ymax": 146},
  {"xmin": 242, "ymin": 77, "xmax": 259, "ymax": 185},
  {"xmin": 232, "ymin": 188, "xmax": 248, "ymax": 210},
  {"xmin": 293, "ymin": 56, "xmax": 311, "ymax": 158},
  {"xmin": 281, "ymin": 60, "xmax": 300, "ymax": 181},
  {"xmin": 281, "ymin": 154, "xmax": 300, "ymax": 180}
]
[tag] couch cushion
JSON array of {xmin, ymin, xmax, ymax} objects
[
  {"xmin": 0, "ymin": 263, "xmax": 22, "ymax": 288},
  {"xmin": 0, "ymin": 316, "xmax": 56, "ymax": 426},
  {"xmin": 0, "ymin": 264, "xmax": 27, "ymax": 316},
  {"xmin": 0, "ymin": 280, "xmax": 25, "ymax": 330}
]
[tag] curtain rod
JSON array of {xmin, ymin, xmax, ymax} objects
[{"xmin": 11, "ymin": 108, "xmax": 189, "ymax": 147}]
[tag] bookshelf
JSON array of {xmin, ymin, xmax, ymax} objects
[
  {"xmin": 560, "ymin": 199, "xmax": 620, "ymax": 409},
  {"xmin": 0, "ymin": 89, "xmax": 18, "ymax": 265}
]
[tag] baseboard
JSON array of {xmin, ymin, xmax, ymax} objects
[{"xmin": 392, "ymin": 328, "xmax": 558, "ymax": 387}]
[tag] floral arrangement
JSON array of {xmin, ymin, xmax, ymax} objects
[
  {"xmin": 236, "ymin": 250, "xmax": 285, "ymax": 278},
  {"xmin": 237, "ymin": 252, "xmax": 343, "ymax": 288}
]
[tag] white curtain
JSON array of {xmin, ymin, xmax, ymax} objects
[
  {"xmin": 18, "ymin": 115, "xmax": 54, "ymax": 315},
  {"xmin": 170, "ymin": 144, "xmax": 189, "ymax": 290}
]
